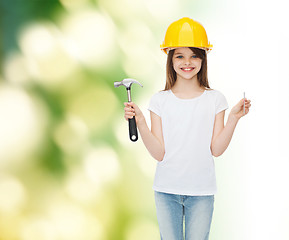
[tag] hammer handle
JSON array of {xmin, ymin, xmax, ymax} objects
[{"xmin": 128, "ymin": 116, "xmax": 138, "ymax": 142}]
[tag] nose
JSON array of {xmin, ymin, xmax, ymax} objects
[{"xmin": 184, "ymin": 57, "xmax": 192, "ymax": 65}]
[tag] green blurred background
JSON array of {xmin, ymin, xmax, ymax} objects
[
  {"xmin": 0, "ymin": 0, "xmax": 206, "ymax": 239},
  {"xmin": 1, "ymin": 0, "xmax": 289, "ymax": 239}
]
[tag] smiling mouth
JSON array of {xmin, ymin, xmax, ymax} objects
[{"xmin": 181, "ymin": 67, "xmax": 195, "ymax": 72}]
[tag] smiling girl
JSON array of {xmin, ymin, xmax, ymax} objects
[{"xmin": 124, "ymin": 17, "xmax": 251, "ymax": 240}]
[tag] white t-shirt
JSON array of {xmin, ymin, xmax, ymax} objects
[{"xmin": 147, "ymin": 89, "xmax": 229, "ymax": 196}]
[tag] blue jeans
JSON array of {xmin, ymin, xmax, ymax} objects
[{"xmin": 154, "ymin": 191, "xmax": 214, "ymax": 240}]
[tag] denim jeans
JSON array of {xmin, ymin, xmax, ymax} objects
[{"xmin": 154, "ymin": 191, "xmax": 214, "ymax": 240}]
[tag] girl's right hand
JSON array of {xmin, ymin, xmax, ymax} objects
[{"xmin": 124, "ymin": 102, "xmax": 145, "ymax": 124}]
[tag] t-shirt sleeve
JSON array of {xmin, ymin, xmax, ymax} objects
[
  {"xmin": 147, "ymin": 92, "xmax": 161, "ymax": 117},
  {"xmin": 215, "ymin": 91, "xmax": 229, "ymax": 115}
]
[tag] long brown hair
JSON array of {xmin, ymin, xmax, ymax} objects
[{"xmin": 163, "ymin": 47, "xmax": 212, "ymax": 91}]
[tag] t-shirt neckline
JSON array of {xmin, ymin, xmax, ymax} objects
[{"xmin": 169, "ymin": 89, "xmax": 207, "ymax": 101}]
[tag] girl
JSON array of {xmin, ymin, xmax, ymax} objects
[{"xmin": 124, "ymin": 17, "xmax": 251, "ymax": 240}]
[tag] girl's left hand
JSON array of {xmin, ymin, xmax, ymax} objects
[{"xmin": 230, "ymin": 98, "xmax": 251, "ymax": 120}]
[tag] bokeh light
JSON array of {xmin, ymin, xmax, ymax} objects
[
  {"xmin": 0, "ymin": 85, "xmax": 46, "ymax": 168},
  {"xmin": 4, "ymin": 52, "xmax": 30, "ymax": 84},
  {"xmin": 19, "ymin": 22, "xmax": 78, "ymax": 85},
  {"xmin": 60, "ymin": 9, "xmax": 117, "ymax": 69},
  {"xmin": 53, "ymin": 114, "xmax": 89, "ymax": 154},
  {"xmin": 0, "ymin": 175, "xmax": 27, "ymax": 213},
  {"xmin": 125, "ymin": 217, "xmax": 160, "ymax": 240},
  {"xmin": 65, "ymin": 82, "xmax": 118, "ymax": 131},
  {"xmin": 83, "ymin": 145, "xmax": 120, "ymax": 186}
]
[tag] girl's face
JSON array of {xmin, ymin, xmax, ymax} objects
[{"xmin": 172, "ymin": 47, "xmax": 202, "ymax": 81}]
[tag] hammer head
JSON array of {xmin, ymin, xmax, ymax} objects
[{"xmin": 114, "ymin": 78, "xmax": 143, "ymax": 89}]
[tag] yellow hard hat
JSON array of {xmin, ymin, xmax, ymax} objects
[{"xmin": 160, "ymin": 17, "xmax": 213, "ymax": 54}]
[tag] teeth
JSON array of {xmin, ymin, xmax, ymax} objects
[{"xmin": 183, "ymin": 68, "xmax": 193, "ymax": 70}]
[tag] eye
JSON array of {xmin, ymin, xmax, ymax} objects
[
  {"xmin": 176, "ymin": 55, "xmax": 183, "ymax": 58},
  {"xmin": 192, "ymin": 55, "xmax": 197, "ymax": 58}
]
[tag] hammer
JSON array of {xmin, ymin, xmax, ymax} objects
[{"xmin": 114, "ymin": 78, "xmax": 143, "ymax": 142}]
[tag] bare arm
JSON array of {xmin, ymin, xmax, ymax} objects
[
  {"xmin": 211, "ymin": 98, "xmax": 251, "ymax": 157},
  {"xmin": 211, "ymin": 112, "xmax": 239, "ymax": 157},
  {"xmin": 124, "ymin": 102, "xmax": 165, "ymax": 162},
  {"xmin": 137, "ymin": 112, "xmax": 165, "ymax": 161}
]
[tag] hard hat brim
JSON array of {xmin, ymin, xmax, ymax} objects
[{"xmin": 161, "ymin": 46, "xmax": 213, "ymax": 54}]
